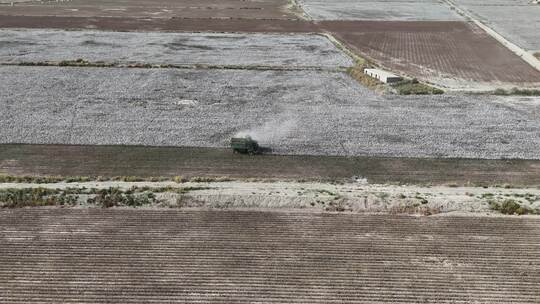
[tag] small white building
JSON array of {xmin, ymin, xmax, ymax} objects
[{"xmin": 363, "ymin": 68, "xmax": 402, "ymax": 84}]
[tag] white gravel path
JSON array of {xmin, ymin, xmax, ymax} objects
[{"xmin": 1, "ymin": 180, "xmax": 539, "ymax": 216}]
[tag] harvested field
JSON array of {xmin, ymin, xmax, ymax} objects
[
  {"xmin": 299, "ymin": 0, "xmax": 463, "ymax": 21},
  {"xmin": 0, "ymin": 29, "xmax": 352, "ymax": 68},
  {"xmin": 0, "ymin": 15, "xmax": 318, "ymax": 32},
  {"xmin": 0, "ymin": 0, "xmax": 296, "ymax": 19},
  {"xmin": 3, "ymin": 144, "xmax": 540, "ymax": 186},
  {"xmin": 2, "ymin": 66, "xmax": 540, "ymax": 159},
  {"xmin": 1, "ymin": 209, "xmax": 539, "ymax": 303},
  {"xmin": 451, "ymin": 0, "xmax": 540, "ymax": 51},
  {"xmin": 320, "ymin": 21, "xmax": 540, "ymax": 88}
]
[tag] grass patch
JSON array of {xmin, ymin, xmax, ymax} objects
[
  {"xmin": 0, "ymin": 174, "xmax": 233, "ymax": 184},
  {"xmin": 0, "ymin": 186, "xmax": 211, "ymax": 208},
  {"xmin": 346, "ymin": 64, "xmax": 386, "ymax": 92},
  {"xmin": 493, "ymin": 87, "xmax": 540, "ymax": 96},
  {"xmin": 0, "ymin": 188, "xmax": 77, "ymax": 208},
  {"xmin": 392, "ymin": 79, "xmax": 444, "ymax": 95},
  {"xmin": 87, "ymin": 188, "xmax": 159, "ymax": 208},
  {"xmin": 315, "ymin": 189, "xmax": 338, "ymax": 196}
]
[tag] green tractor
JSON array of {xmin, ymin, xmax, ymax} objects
[{"xmin": 230, "ymin": 136, "xmax": 260, "ymax": 154}]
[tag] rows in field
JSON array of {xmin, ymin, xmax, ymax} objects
[
  {"xmin": 322, "ymin": 21, "xmax": 540, "ymax": 85},
  {"xmin": 1, "ymin": 209, "xmax": 539, "ymax": 303}
]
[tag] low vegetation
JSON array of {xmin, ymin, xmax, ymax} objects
[
  {"xmin": 489, "ymin": 199, "xmax": 539, "ymax": 215},
  {"xmin": 348, "ymin": 65, "xmax": 444, "ymax": 95},
  {"xmin": 0, "ymin": 186, "xmax": 210, "ymax": 208},
  {"xmin": 493, "ymin": 87, "xmax": 540, "ymax": 96},
  {"xmin": 346, "ymin": 64, "xmax": 387, "ymax": 92},
  {"xmin": 0, "ymin": 174, "xmax": 232, "ymax": 184},
  {"xmin": 0, "ymin": 188, "xmax": 77, "ymax": 208},
  {"xmin": 391, "ymin": 79, "xmax": 444, "ymax": 95}
]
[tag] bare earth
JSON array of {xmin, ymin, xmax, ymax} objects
[
  {"xmin": 1, "ymin": 209, "xmax": 539, "ymax": 303},
  {"xmin": 2, "ymin": 144, "xmax": 540, "ymax": 186},
  {"xmin": 0, "ymin": 0, "xmax": 297, "ymax": 19}
]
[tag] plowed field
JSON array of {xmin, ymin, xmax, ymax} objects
[
  {"xmin": 1, "ymin": 209, "xmax": 539, "ymax": 303},
  {"xmin": 320, "ymin": 21, "xmax": 540, "ymax": 87},
  {"xmin": 0, "ymin": 0, "xmax": 296, "ymax": 19}
]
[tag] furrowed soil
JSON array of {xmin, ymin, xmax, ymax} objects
[
  {"xmin": 1, "ymin": 209, "xmax": 539, "ymax": 303},
  {"xmin": 1, "ymin": 19, "xmax": 537, "ymax": 88},
  {"xmin": 2, "ymin": 144, "xmax": 540, "ymax": 186},
  {"xmin": 0, "ymin": 0, "xmax": 297, "ymax": 19},
  {"xmin": 0, "ymin": 15, "xmax": 317, "ymax": 32},
  {"xmin": 319, "ymin": 21, "xmax": 540, "ymax": 87}
]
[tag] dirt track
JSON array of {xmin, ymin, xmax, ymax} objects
[
  {"xmin": 1, "ymin": 209, "xmax": 539, "ymax": 303},
  {"xmin": 2, "ymin": 144, "xmax": 540, "ymax": 186}
]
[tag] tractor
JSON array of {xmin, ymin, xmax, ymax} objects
[{"xmin": 230, "ymin": 136, "xmax": 260, "ymax": 154}]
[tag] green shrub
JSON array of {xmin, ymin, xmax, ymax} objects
[
  {"xmin": 392, "ymin": 80, "xmax": 444, "ymax": 95},
  {"xmin": 0, "ymin": 188, "xmax": 78, "ymax": 208},
  {"xmin": 492, "ymin": 88, "xmax": 540, "ymax": 96},
  {"xmin": 489, "ymin": 199, "xmax": 536, "ymax": 215}
]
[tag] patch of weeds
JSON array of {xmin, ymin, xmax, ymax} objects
[
  {"xmin": 392, "ymin": 79, "xmax": 444, "ymax": 95},
  {"xmin": 315, "ymin": 189, "xmax": 337, "ymax": 196},
  {"xmin": 189, "ymin": 176, "xmax": 233, "ymax": 183},
  {"xmin": 479, "ymin": 193, "xmax": 495, "ymax": 199},
  {"xmin": 414, "ymin": 194, "xmax": 428, "ymax": 205},
  {"xmin": 324, "ymin": 200, "xmax": 348, "ymax": 212},
  {"xmin": 87, "ymin": 188, "xmax": 159, "ymax": 208},
  {"xmin": 489, "ymin": 199, "xmax": 538, "ymax": 215},
  {"xmin": 0, "ymin": 188, "xmax": 78, "ymax": 208},
  {"xmin": 0, "ymin": 175, "xmax": 64, "ymax": 183},
  {"xmin": 493, "ymin": 87, "xmax": 540, "ymax": 96},
  {"xmin": 389, "ymin": 204, "xmax": 441, "ymax": 216},
  {"xmin": 173, "ymin": 176, "xmax": 185, "ymax": 183},
  {"xmin": 347, "ymin": 64, "xmax": 386, "ymax": 92},
  {"xmin": 111, "ymin": 176, "xmax": 145, "ymax": 182}
]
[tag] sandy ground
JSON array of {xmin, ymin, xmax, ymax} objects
[
  {"xmin": 2, "ymin": 66, "xmax": 540, "ymax": 159},
  {"xmin": 0, "ymin": 29, "xmax": 353, "ymax": 68},
  {"xmin": 451, "ymin": 0, "xmax": 540, "ymax": 51},
  {"xmin": 2, "ymin": 180, "xmax": 539, "ymax": 216},
  {"xmin": 298, "ymin": 0, "xmax": 464, "ymax": 21}
]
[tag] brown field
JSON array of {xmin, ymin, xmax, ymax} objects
[
  {"xmin": 1, "ymin": 209, "xmax": 539, "ymax": 303},
  {"xmin": 0, "ymin": 14, "xmax": 316, "ymax": 32},
  {"xmin": 0, "ymin": 0, "xmax": 296, "ymax": 19},
  {"xmin": 320, "ymin": 21, "xmax": 540, "ymax": 85},
  {"xmin": 1, "ymin": 15, "xmax": 537, "ymax": 86},
  {"xmin": 2, "ymin": 144, "xmax": 540, "ymax": 186}
]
